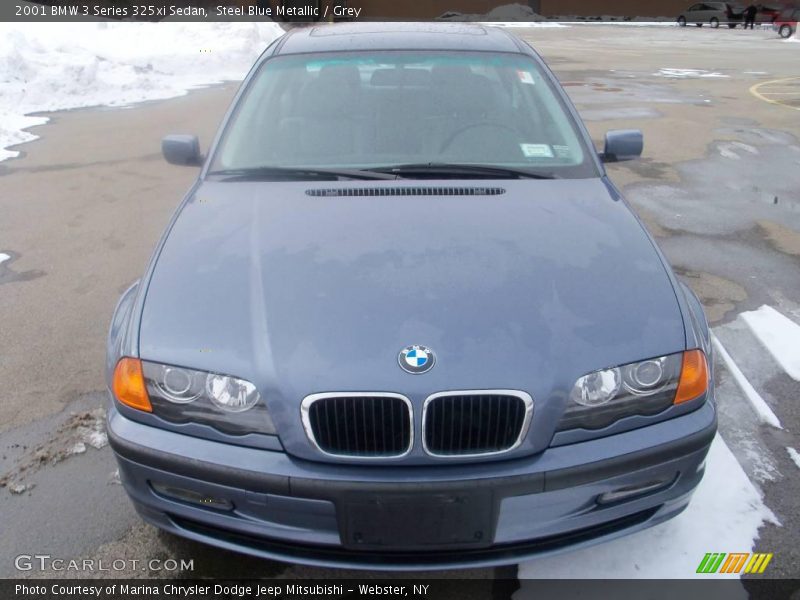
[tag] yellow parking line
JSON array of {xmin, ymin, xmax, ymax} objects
[{"xmin": 749, "ymin": 77, "xmax": 800, "ymax": 111}]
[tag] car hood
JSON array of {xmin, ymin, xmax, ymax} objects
[{"xmin": 140, "ymin": 178, "xmax": 685, "ymax": 462}]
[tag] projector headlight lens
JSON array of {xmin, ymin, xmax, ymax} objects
[
  {"xmin": 622, "ymin": 357, "xmax": 669, "ymax": 396},
  {"xmin": 559, "ymin": 353, "xmax": 684, "ymax": 431},
  {"xmin": 137, "ymin": 361, "xmax": 275, "ymax": 436},
  {"xmin": 154, "ymin": 365, "xmax": 203, "ymax": 404}
]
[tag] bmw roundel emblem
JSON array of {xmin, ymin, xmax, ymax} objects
[{"xmin": 398, "ymin": 345, "xmax": 436, "ymax": 374}]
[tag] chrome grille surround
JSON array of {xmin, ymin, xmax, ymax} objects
[{"xmin": 300, "ymin": 392, "xmax": 414, "ymax": 459}]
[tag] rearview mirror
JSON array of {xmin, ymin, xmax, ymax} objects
[
  {"xmin": 601, "ymin": 129, "xmax": 643, "ymax": 163},
  {"xmin": 162, "ymin": 135, "xmax": 202, "ymax": 166}
]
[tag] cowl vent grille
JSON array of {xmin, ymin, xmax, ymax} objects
[{"xmin": 306, "ymin": 187, "xmax": 506, "ymax": 197}]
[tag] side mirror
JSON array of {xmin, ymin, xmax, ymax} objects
[
  {"xmin": 601, "ymin": 129, "xmax": 643, "ymax": 163},
  {"xmin": 162, "ymin": 135, "xmax": 202, "ymax": 166}
]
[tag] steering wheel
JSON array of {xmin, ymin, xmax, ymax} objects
[{"xmin": 439, "ymin": 121, "xmax": 520, "ymax": 154}]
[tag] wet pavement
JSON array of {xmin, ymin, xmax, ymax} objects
[{"xmin": 1, "ymin": 24, "xmax": 798, "ymax": 584}]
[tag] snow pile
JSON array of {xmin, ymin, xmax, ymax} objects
[
  {"xmin": 440, "ymin": 3, "xmax": 567, "ymax": 26},
  {"xmin": 0, "ymin": 22, "xmax": 284, "ymax": 161},
  {"xmin": 487, "ymin": 3, "xmax": 545, "ymax": 21},
  {"xmin": 518, "ymin": 434, "xmax": 779, "ymax": 579},
  {"xmin": 654, "ymin": 68, "xmax": 729, "ymax": 79}
]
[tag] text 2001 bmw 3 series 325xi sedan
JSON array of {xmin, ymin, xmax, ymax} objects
[{"xmin": 106, "ymin": 23, "xmax": 716, "ymax": 570}]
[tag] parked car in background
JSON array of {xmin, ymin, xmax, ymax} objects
[
  {"xmin": 755, "ymin": 5, "xmax": 783, "ymax": 23},
  {"xmin": 773, "ymin": 7, "xmax": 799, "ymax": 36},
  {"xmin": 677, "ymin": 2, "xmax": 741, "ymax": 27}
]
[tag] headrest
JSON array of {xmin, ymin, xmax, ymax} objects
[
  {"xmin": 317, "ymin": 64, "xmax": 361, "ymax": 87},
  {"xmin": 431, "ymin": 64, "xmax": 476, "ymax": 87}
]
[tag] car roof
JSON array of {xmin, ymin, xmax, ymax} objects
[{"xmin": 274, "ymin": 22, "xmax": 525, "ymax": 55}]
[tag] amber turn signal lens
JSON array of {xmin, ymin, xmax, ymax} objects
[
  {"xmin": 674, "ymin": 349, "xmax": 708, "ymax": 404},
  {"xmin": 113, "ymin": 357, "xmax": 152, "ymax": 412}
]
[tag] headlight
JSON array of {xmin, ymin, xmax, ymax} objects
[
  {"xmin": 205, "ymin": 374, "xmax": 260, "ymax": 412},
  {"xmin": 152, "ymin": 365, "xmax": 203, "ymax": 404},
  {"xmin": 558, "ymin": 350, "xmax": 708, "ymax": 431},
  {"xmin": 139, "ymin": 361, "xmax": 275, "ymax": 436},
  {"xmin": 570, "ymin": 367, "xmax": 621, "ymax": 407}
]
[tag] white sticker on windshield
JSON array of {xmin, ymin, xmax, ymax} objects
[
  {"xmin": 520, "ymin": 143, "xmax": 554, "ymax": 158},
  {"xmin": 517, "ymin": 70, "xmax": 535, "ymax": 85},
  {"xmin": 553, "ymin": 145, "xmax": 571, "ymax": 158}
]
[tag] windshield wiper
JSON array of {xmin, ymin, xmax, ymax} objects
[
  {"xmin": 205, "ymin": 166, "xmax": 400, "ymax": 182},
  {"xmin": 371, "ymin": 163, "xmax": 559, "ymax": 180}
]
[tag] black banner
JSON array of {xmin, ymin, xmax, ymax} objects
[
  {"xmin": 6, "ymin": 0, "xmax": 799, "ymax": 23},
  {"xmin": 2, "ymin": 580, "xmax": 800, "ymax": 600}
]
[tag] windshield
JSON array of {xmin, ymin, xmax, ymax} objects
[{"xmin": 209, "ymin": 51, "xmax": 598, "ymax": 179}]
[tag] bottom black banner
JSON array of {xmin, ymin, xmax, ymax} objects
[{"xmin": 1, "ymin": 579, "xmax": 799, "ymax": 600}]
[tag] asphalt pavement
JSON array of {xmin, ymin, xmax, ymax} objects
[{"xmin": 0, "ymin": 23, "xmax": 798, "ymax": 586}]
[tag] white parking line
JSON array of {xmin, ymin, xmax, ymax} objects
[
  {"xmin": 787, "ymin": 447, "xmax": 800, "ymax": 470},
  {"xmin": 710, "ymin": 332, "xmax": 783, "ymax": 429},
  {"xmin": 740, "ymin": 305, "xmax": 800, "ymax": 382}
]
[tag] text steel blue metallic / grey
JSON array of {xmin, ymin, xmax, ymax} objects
[{"xmin": 106, "ymin": 23, "xmax": 716, "ymax": 570}]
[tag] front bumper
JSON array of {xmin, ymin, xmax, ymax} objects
[{"xmin": 108, "ymin": 400, "xmax": 716, "ymax": 570}]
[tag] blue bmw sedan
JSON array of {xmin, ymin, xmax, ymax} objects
[{"xmin": 106, "ymin": 23, "xmax": 716, "ymax": 569}]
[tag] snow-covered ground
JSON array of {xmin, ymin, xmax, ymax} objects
[
  {"xmin": 0, "ymin": 21, "xmax": 284, "ymax": 161},
  {"xmin": 654, "ymin": 68, "xmax": 729, "ymax": 79},
  {"xmin": 487, "ymin": 22, "xmax": 568, "ymax": 28},
  {"xmin": 518, "ymin": 434, "xmax": 778, "ymax": 580}
]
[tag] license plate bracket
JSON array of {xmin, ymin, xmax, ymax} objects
[{"xmin": 340, "ymin": 490, "xmax": 496, "ymax": 550}]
